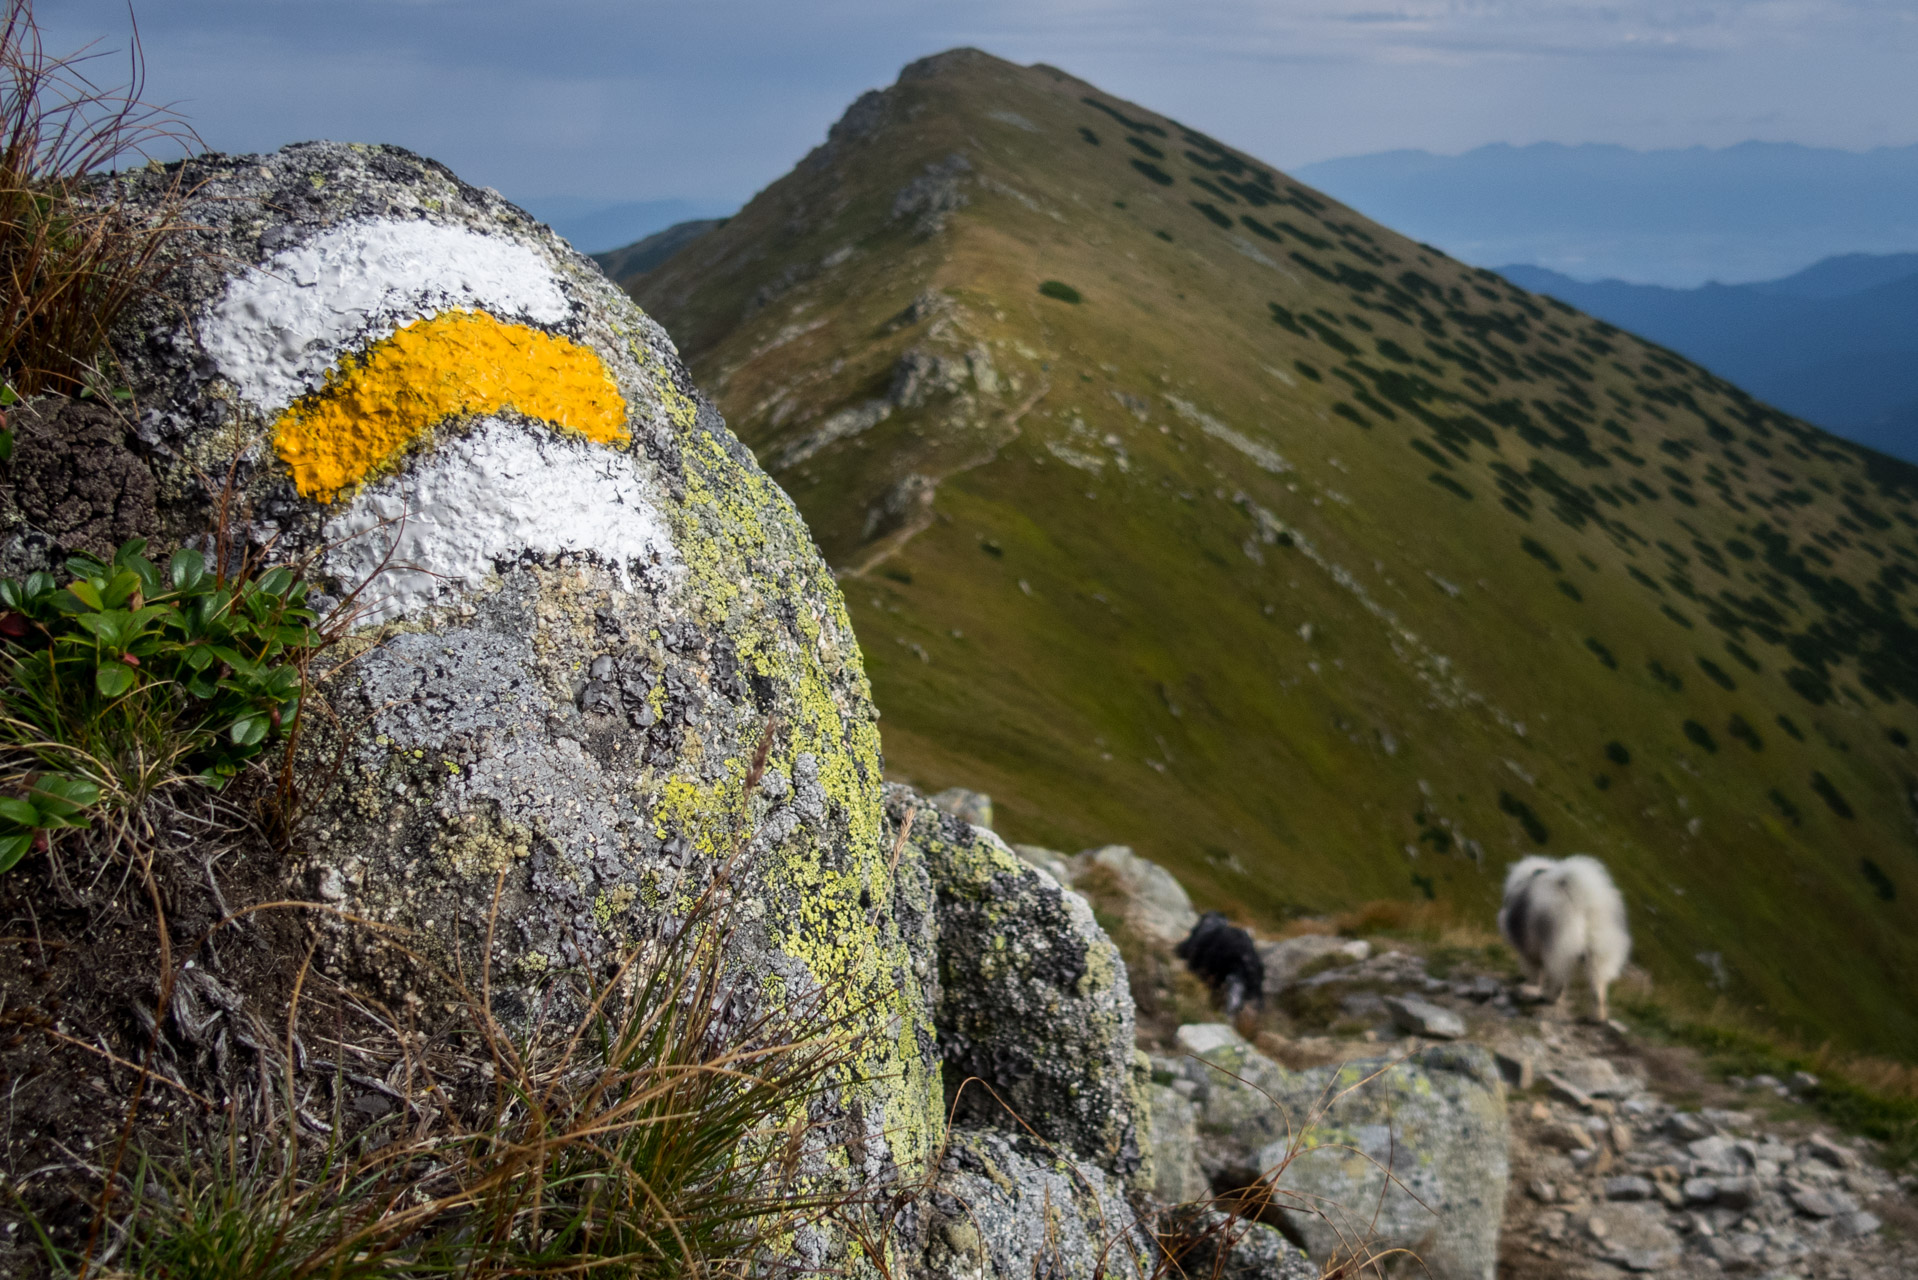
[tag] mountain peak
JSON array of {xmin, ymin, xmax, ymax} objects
[{"xmin": 632, "ymin": 54, "xmax": 1918, "ymax": 1059}]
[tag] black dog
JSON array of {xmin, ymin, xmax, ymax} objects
[{"xmin": 1175, "ymin": 911, "xmax": 1265, "ymax": 1015}]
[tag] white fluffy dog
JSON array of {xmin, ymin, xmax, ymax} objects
[{"xmin": 1498, "ymin": 855, "xmax": 1630, "ymax": 1021}]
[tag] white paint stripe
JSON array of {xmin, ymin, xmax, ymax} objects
[
  {"xmin": 323, "ymin": 417, "xmax": 678, "ymax": 624},
  {"xmin": 201, "ymin": 219, "xmax": 572, "ymax": 412}
]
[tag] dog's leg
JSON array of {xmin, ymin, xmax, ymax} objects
[{"xmin": 1541, "ymin": 966, "xmax": 1567, "ymax": 1017}]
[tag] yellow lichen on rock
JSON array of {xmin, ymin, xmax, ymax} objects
[{"xmin": 273, "ymin": 309, "xmax": 629, "ymax": 501}]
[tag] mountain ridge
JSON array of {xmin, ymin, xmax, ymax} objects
[{"xmin": 631, "ymin": 48, "xmax": 1918, "ymax": 1058}]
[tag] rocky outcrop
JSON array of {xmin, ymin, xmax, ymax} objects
[
  {"xmin": 926, "ymin": 785, "xmax": 992, "ymax": 828},
  {"xmin": 910, "ymin": 1128, "xmax": 1147, "ymax": 1280},
  {"xmin": 1065, "ymin": 844, "xmax": 1199, "ymax": 947},
  {"xmin": 1257, "ymin": 934, "xmax": 1371, "ymax": 993},
  {"xmin": 1159, "ymin": 1023, "xmax": 1510, "ymax": 1280},
  {"xmin": 888, "ymin": 787, "xmax": 1148, "ymax": 1185},
  {"xmin": 1154, "ymin": 1205, "xmax": 1316, "ymax": 1280}
]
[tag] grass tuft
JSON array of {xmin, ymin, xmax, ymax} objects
[
  {"xmin": 2, "ymin": 0, "xmax": 196, "ymax": 395},
  {"xmin": 41, "ymin": 878, "xmax": 868, "ymax": 1279}
]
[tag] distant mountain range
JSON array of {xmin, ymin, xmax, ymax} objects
[
  {"xmin": 1496, "ymin": 255, "xmax": 1918, "ymax": 464},
  {"xmin": 590, "ymin": 218, "xmax": 727, "ymax": 282},
  {"xmin": 617, "ymin": 49, "xmax": 1918, "ymax": 1059},
  {"xmin": 512, "ymin": 196, "xmax": 730, "ymax": 255},
  {"xmin": 1295, "ymin": 142, "xmax": 1918, "ymax": 287}
]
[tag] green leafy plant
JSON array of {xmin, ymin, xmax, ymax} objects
[
  {"xmin": 0, "ymin": 536, "xmax": 319, "ymax": 869},
  {"xmin": 0, "ymin": 380, "xmax": 16, "ymax": 458}
]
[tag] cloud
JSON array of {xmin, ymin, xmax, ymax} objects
[{"xmin": 33, "ymin": 0, "xmax": 1918, "ymax": 210}]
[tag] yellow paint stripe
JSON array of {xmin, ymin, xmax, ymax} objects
[{"xmin": 273, "ymin": 309, "xmax": 629, "ymax": 502}]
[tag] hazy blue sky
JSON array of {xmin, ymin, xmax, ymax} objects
[{"xmin": 38, "ymin": 1, "xmax": 1918, "ymax": 213}]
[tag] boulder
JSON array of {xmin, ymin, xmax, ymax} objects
[
  {"xmin": 1604, "ymin": 1175, "xmax": 1655, "ymax": 1201},
  {"xmin": 1010, "ymin": 842, "xmax": 1075, "ymax": 886},
  {"xmin": 1785, "ymin": 1180, "xmax": 1859, "ymax": 1219},
  {"xmin": 1152, "ymin": 1204, "xmax": 1316, "ymax": 1280},
  {"xmin": 909, "ymin": 1128, "xmax": 1146, "ymax": 1280},
  {"xmin": 1663, "ymin": 1111, "xmax": 1716, "ymax": 1141},
  {"xmin": 888, "ymin": 787, "xmax": 1148, "ymax": 1184},
  {"xmin": 85, "ymin": 142, "xmax": 943, "ymax": 1256},
  {"xmin": 1384, "ymin": 992, "xmax": 1467, "ymax": 1039},
  {"xmin": 1588, "ymin": 1203, "xmax": 1681, "ymax": 1273},
  {"xmin": 1169, "ymin": 1023, "xmax": 1509, "ymax": 1280},
  {"xmin": 1067, "ymin": 844, "xmax": 1198, "ymax": 946},
  {"xmin": 0, "ymin": 397, "xmax": 158, "ymax": 573},
  {"xmin": 1144, "ymin": 1079, "xmax": 1210, "ymax": 1204},
  {"xmin": 1553, "ymin": 1054, "xmax": 1632, "ymax": 1098},
  {"xmin": 1257, "ymin": 934, "xmax": 1371, "ymax": 992},
  {"xmin": 909, "ymin": 1129, "xmax": 1313, "ymax": 1280},
  {"xmin": 927, "ymin": 786, "xmax": 993, "ymax": 828}
]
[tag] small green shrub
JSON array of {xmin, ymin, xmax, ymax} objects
[
  {"xmin": 1498, "ymin": 790, "xmax": 1549, "ymax": 844},
  {"xmin": 1240, "ymin": 216, "xmax": 1281, "ymax": 242},
  {"xmin": 1188, "ymin": 200, "xmax": 1231, "ymax": 229},
  {"xmin": 1520, "ymin": 537, "xmax": 1561, "ymax": 572},
  {"xmin": 1696, "ymin": 655, "xmax": 1737, "ymax": 691},
  {"xmin": 0, "ymin": 537, "xmax": 319, "ymax": 868},
  {"xmin": 1130, "ymin": 159, "xmax": 1174, "ymax": 186},
  {"xmin": 1266, "ymin": 302, "xmax": 1306, "ymax": 336},
  {"xmin": 1038, "ymin": 280, "xmax": 1082, "ymax": 304},
  {"xmin": 1810, "ymin": 771, "xmax": 1855, "ymax": 819},
  {"xmin": 1682, "ymin": 719, "xmax": 1718, "ymax": 753},
  {"xmin": 1861, "ymin": 858, "xmax": 1896, "ymax": 902}
]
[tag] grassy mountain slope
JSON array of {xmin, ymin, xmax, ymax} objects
[{"xmin": 631, "ymin": 50, "xmax": 1918, "ymax": 1058}]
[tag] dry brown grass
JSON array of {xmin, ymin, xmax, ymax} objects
[
  {"xmin": 2, "ymin": 0, "xmax": 196, "ymax": 395},
  {"xmin": 1325, "ymin": 897, "xmax": 1503, "ymax": 949}
]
